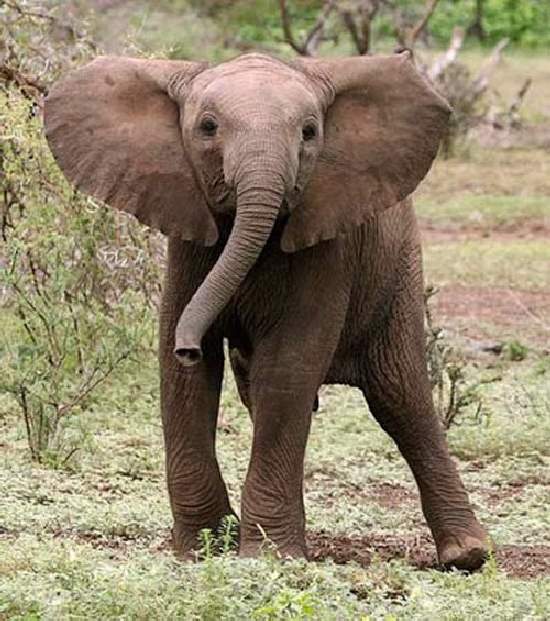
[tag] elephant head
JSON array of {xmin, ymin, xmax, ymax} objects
[{"xmin": 44, "ymin": 52, "xmax": 449, "ymax": 366}]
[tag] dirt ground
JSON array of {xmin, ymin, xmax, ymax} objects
[
  {"xmin": 305, "ymin": 475, "xmax": 550, "ymax": 580},
  {"xmin": 308, "ymin": 532, "xmax": 550, "ymax": 580},
  {"xmin": 433, "ymin": 284, "xmax": 550, "ymax": 344},
  {"xmin": 421, "ymin": 214, "xmax": 550, "ymax": 347}
]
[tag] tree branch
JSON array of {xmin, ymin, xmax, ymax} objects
[
  {"xmin": 55, "ymin": 350, "xmax": 133, "ymax": 419},
  {"xmin": 279, "ymin": 0, "xmax": 307, "ymax": 54},
  {"xmin": 394, "ymin": 0, "xmax": 441, "ymax": 48},
  {"xmin": 470, "ymin": 37, "xmax": 509, "ymax": 97},
  {"xmin": 279, "ymin": 0, "xmax": 337, "ymax": 56},
  {"xmin": 409, "ymin": 0, "xmax": 440, "ymax": 46},
  {"xmin": 338, "ymin": 1, "xmax": 380, "ymax": 55},
  {"xmin": 0, "ymin": 62, "xmax": 48, "ymax": 98},
  {"xmin": 304, "ymin": 0, "xmax": 338, "ymax": 55}
]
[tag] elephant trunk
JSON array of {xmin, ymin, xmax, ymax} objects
[{"xmin": 174, "ymin": 166, "xmax": 286, "ymax": 366}]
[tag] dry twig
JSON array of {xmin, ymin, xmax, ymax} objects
[
  {"xmin": 428, "ymin": 27, "xmax": 465, "ymax": 81},
  {"xmin": 470, "ymin": 37, "xmax": 509, "ymax": 98},
  {"xmin": 0, "ymin": 62, "xmax": 48, "ymax": 98}
]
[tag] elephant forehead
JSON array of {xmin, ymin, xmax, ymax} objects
[
  {"xmin": 192, "ymin": 59, "xmax": 318, "ymax": 112},
  {"xmin": 208, "ymin": 75, "xmax": 313, "ymax": 104}
]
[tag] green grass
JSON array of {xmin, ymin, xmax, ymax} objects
[
  {"xmin": 424, "ymin": 239, "xmax": 550, "ymax": 290},
  {"xmin": 1, "ymin": 535, "xmax": 548, "ymax": 620},
  {"xmin": 3, "ymin": 534, "xmax": 547, "ymax": 620},
  {"xmin": 1, "ymin": 347, "xmax": 549, "ymax": 619},
  {"xmin": 416, "ymin": 194, "xmax": 550, "ymax": 228}
]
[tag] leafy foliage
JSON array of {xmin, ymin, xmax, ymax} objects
[
  {"xmin": 194, "ymin": 0, "xmax": 550, "ymax": 51},
  {"xmin": 0, "ymin": 1, "xmax": 162, "ymax": 464}
]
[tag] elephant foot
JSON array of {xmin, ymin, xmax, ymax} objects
[
  {"xmin": 172, "ymin": 512, "xmax": 239, "ymax": 560},
  {"xmin": 238, "ymin": 523, "xmax": 307, "ymax": 560},
  {"xmin": 436, "ymin": 529, "xmax": 490, "ymax": 571},
  {"xmin": 239, "ymin": 539, "xmax": 307, "ymax": 560}
]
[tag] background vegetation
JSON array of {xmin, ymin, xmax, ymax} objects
[{"xmin": 1, "ymin": 0, "xmax": 549, "ymax": 618}]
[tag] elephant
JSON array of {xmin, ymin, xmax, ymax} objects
[{"xmin": 44, "ymin": 51, "xmax": 489, "ymax": 569}]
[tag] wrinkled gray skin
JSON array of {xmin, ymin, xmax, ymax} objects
[{"xmin": 45, "ymin": 52, "xmax": 489, "ymax": 570}]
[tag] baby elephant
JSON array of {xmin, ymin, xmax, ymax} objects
[{"xmin": 45, "ymin": 51, "xmax": 488, "ymax": 569}]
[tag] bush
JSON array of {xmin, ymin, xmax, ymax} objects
[
  {"xmin": 0, "ymin": 1, "xmax": 163, "ymax": 465},
  {"xmin": 424, "ymin": 285, "xmax": 498, "ymax": 429},
  {"xmin": 392, "ymin": 0, "xmax": 550, "ymax": 48}
]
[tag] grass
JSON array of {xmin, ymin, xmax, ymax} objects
[
  {"xmin": 1, "ymin": 346, "xmax": 549, "ymax": 618},
  {"xmin": 417, "ymin": 194, "xmax": 549, "ymax": 229},
  {"xmin": 1, "ymin": 537, "xmax": 548, "ymax": 620},
  {"xmin": 416, "ymin": 147, "xmax": 550, "ymax": 211},
  {"xmin": 424, "ymin": 239, "xmax": 550, "ymax": 291},
  {"xmin": 3, "ymin": 535, "xmax": 547, "ymax": 620}
]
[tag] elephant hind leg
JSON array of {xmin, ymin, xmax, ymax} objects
[{"xmin": 229, "ymin": 346, "xmax": 253, "ymax": 417}]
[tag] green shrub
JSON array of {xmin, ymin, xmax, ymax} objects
[
  {"xmin": 389, "ymin": 0, "xmax": 550, "ymax": 48},
  {"xmin": 503, "ymin": 339, "xmax": 529, "ymax": 362},
  {"xmin": 0, "ymin": 1, "xmax": 162, "ymax": 465},
  {"xmin": 221, "ymin": 0, "xmax": 550, "ymax": 51},
  {"xmin": 424, "ymin": 285, "xmax": 498, "ymax": 429}
]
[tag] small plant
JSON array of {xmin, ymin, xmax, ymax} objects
[
  {"xmin": 506, "ymin": 381, "xmax": 550, "ymax": 421},
  {"xmin": 219, "ymin": 514, "xmax": 240, "ymax": 555},
  {"xmin": 424, "ymin": 285, "xmax": 498, "ymax": 429},
  {"xmin": 503, "ymin": 339, "xmax": 528, "ymax": 362},
  {"xmin": 196, "ymin": 515, "xmax": 240, "ymax": 561},
  {"xmin": 253, "ymin": 589, "xmax": 317, "ymax": 619}
]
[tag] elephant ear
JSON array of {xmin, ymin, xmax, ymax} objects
[
  {"xmin": 44, "ymin": 56, "xmax": 218, "ymax": 245},
  {"xmin": 282, "ymin": 53, "xmax": 450, "ymax": 252}
]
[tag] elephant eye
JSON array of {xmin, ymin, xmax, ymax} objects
[
  {"xmin": 199, "ymin": 116, "xmax": 218, "ymax": 137},
  {"xmin": 302, "ymin": 122, "xmax": 317, "ymax": 142}
]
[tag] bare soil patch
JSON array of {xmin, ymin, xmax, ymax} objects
[
  {"xmin": 481, "ymin": 478, "xmax": 550, "ymax": 506},
  {"xmin": 307, "ymin": 531, "xmax": 550, "ymax": 579},
  {"xmin": 308, "ymin": 532, "xmax": 436, "ymax": 570},
  {"xmin": 365, "ymin": 482, "xmax": 417, "ymax": 509},
  {"xmin": 484, "ymin": 485, "xmax": 526, "ymax": 506},
  {"xmin": 4, "ymin": 527, "xmax": 548, "ymax": 579},
  {"xmin": 496, "ymin": 545, "xmax": 550, "ymax": 580},
  {"xmin": 421, "ymin": 218, "xmax": 550, "ymax": 242},
  {"xmin": 305, "ymin": 477, "xmax": 419, "ymax": 512},
  {"xmin": 432, "ymin": 284, "xmax": 550, "ymax": 345}
]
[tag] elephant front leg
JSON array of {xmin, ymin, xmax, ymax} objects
[
  {"xmin": 229, "ymin": 346, "xmax": 320, "ymax": 419},
  {"xmin": 239, "ymin": 365, "xmax": 317, "ymax": 559},
  {"xmin": 160, "ymin": 335, "xmax": 234, "ymax": 558},
  {"xmin": 362, "ymin": 287, "xmax": 488, "ymax": 569},
  {"xmin": 238, "ymin": 244, "xmax": 349, "ymax": 559}
]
